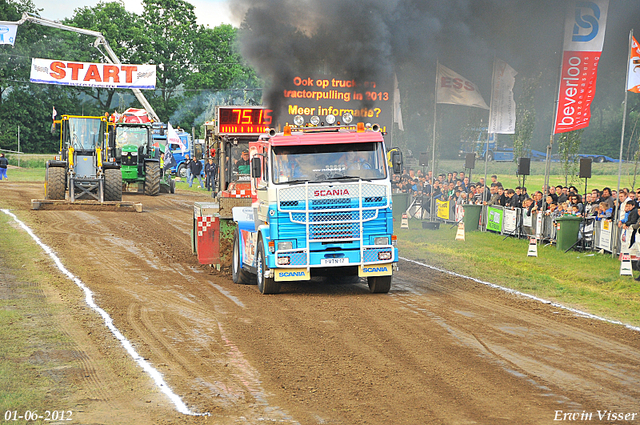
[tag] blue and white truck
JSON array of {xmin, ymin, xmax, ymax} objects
[
  {"xmin": 152, "ymin": 123, "xmax": 205, "ymax": 177},
  {"xmin": 232, "ymin": 114, "xmax": 402, "ymax": 294}
]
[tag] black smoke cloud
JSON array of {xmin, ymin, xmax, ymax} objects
[{"xmin": 232, "ymin": 0, "xmax": 640, "ymax": 149}]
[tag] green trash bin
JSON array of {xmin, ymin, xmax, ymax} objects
[
  {"xmin": 555, "ymin": 215, "xmax": 582, "ymax": 251},
  {"xmin": 462, "ymin": 204, "xmax": 482, "ymax": 231},
  {"xmin": 392, "ymin": 193, "xmax": 409, "ymax": 221}
]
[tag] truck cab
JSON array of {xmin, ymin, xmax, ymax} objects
[{"xmin": 232, "ymin": 115, "xmax": 401, "ymax": 294}]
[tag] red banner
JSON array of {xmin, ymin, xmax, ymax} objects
[
  {"xmin": 554, "ymin": 51, "xmax": 602, "ymax": 134},
  {"xmin": 553, "ymin": 0, "xmax": 609, "ymax": 134}
]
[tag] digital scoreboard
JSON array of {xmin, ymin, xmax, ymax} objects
[{"xmin": 216, "ymin": 106, "xmax": 273, "ymax": 135}]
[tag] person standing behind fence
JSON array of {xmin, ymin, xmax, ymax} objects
[
  {"xmin": 0, "ymin": 153, "xmax": 8, "ymax": 180},
  {"xmin": 204, "ymin": 157, "xmax": 217, "ymax": 192}
]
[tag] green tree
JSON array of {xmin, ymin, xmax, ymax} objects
[
  {"xmin": 62, "ymin": 1, "xmax": 150, "ymax": 112},
  {"xmin": 512, "ymin": 72, "xmax": 541, "ymax": 160},
  {"xmin": 141, "ymin": 0, "xmax": 199, "ymax": 121},
  {"xmin": 557, "ymin": 129, "xmax": 583, "ymax": 187}
]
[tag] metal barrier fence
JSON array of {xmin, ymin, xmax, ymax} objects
[{"xmin": 397, "ymin": 194, "xmax": 626, "ymax": 255}]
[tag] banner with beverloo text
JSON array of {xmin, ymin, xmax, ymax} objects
[
  {"xmin": 30, "ymin": 58, "xmax": 156, "ymax": 89},
  {"xmin": 554, "ymin": 0, "xmax": 609, "ymax": 134}
]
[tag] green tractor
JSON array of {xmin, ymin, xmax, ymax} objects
[
  {"xmin": 46, "ymin": 115, "xmax": 122, "ymax": 202},
  {"xmin": 108, "ymin": 122, "xmax": 174, "ymax": 195}
]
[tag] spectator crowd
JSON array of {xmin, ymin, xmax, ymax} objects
[{"xmin": 392, "ymin": 168, "xmax": 640, "ymax": 232}]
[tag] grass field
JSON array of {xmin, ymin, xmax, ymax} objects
[{"xmin": 0, "ymin": 214, "xmax": 73, "ymax": 414}]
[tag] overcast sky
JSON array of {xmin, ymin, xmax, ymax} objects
[{"xmin": 31, "ymin": 0, "xmax": 238, "ymax": 28}]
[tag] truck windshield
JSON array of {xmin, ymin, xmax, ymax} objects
[
  {"xmin": 272, "ymin": 142, "xmax": 387, "ymax": 184},
  {"xmin": 68, "ymin": 117, "xmax": 102, "ymax": 151}
]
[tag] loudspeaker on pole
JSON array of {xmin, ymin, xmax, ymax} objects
[
  {"xmin": 579, "ymin": 157, "xmax": 592, "ymax": 179},
  {"xmin": 419, "ymin": 152, "xmax": 429, "ymax": 167},
  {"xmin": 465, "ymin": 153, "xmax": 476, "ymax": 170},
  {"xmin": 517, "ymin": 158, "xmax": 531, "ymax": 176}
]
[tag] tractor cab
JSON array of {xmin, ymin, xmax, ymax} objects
[
  {"xmin": 108, "ymin": 122, "xmax": 165, "ymax": 195},
  {"xmin": 46, "ymin": 115, "xmax": 122, "ymax": 202}
]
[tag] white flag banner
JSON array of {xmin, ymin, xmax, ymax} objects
[
  {"xmin": 167, "ymin": 123, "xmax": 186, "ymax": 155},
  {"xmin": 393, "ymin": 74, "xmax": 404, "ymax": 131},
  {"xmin": 488, "ymin": 59, "xmax": 517, "ymax": 134},
  {"xmin": 30, "ymin": 58, "xmax": 156, "ymax": 89},
  {"xmin": 0, "ymin": 23, "xmax": 18, "ymax": 45},
  {"xmin": 627, "ymin": 35, "xmax": 640, "ymax": 93},
  {"xmin": 436, "ymin": 63, "xmax": 489, "ymax": 110}
]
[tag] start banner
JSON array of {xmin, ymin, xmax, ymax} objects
[
  {"xmin": 554, "ymin": 0, "xmax": 609, "ymax": 134},
  {"xmin": 30, "ymin": 58, "xmax": 156, "ymax": 89}
]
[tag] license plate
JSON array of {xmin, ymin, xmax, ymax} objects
[{"xmin": 321, "ymin": 257, "xmax": 348, "ymax": 265}]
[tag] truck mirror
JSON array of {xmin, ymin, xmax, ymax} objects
[
  {"xmin": 251, "ymin": 157, "xmax": 261, "ymax": 178},
  {"xmin": 391, "ymin": 151, "xmax": 403, "ymax": 174}
]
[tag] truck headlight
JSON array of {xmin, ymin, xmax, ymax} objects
[
  {"xmin": 293, "ymin": 115, "xmax": 304, "ymax": 126},
  {"xmin": 374, "ymin": 237, "xmax": 389, "ymax": 245},
  {"xmin": 310, "ymin": 116, "xmax": 320, "ymax": 126},
  {"xmin": 342, "ymin": 112, "xmax": 353, "ymax": 124},
  {"xmin": 277, "ymin": 241, "xmax": 293, "ymax": 251},
  {"xmin": 277, "ymin": 256, "xmax": 290, "ymax": 265},
  {"xmin": 326, "ymin": 114, "xmax": 336, "ymax": 125}
]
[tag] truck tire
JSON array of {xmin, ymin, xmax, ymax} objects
[
  {"xmin": 170, "ymin": 179, "xmax": 175, "ymax": 193},
  {"xmin": 367, "ymin": 275, "xmax": 391, "ymax": 293},
  {"xmin": 487, "ymin": 151, "xmax": 494, "ymax": 162},
  {"xmin": 104, "ymin": 168, "xmax": 122, "ymax": 201},
  {"xmin": 232, "ymin": 228, "xmax": 254, "ymax": 285},
  {"xmin": 46, "ymin": 166, "xmax": 66, "ymax": 200},
  {"xmin": 177, "ymin": 163, "xmax": 188, "ymax": 179},
  {"xmin": 257, "ymin": 239, "xmax": 280, "ymax": 294},
  {"xmin": 144, "ymin": 162, "xmax": 160, "ymax": 196},
  {"xmin": 596, "ymin": 156, "xmax": 605, "ymax": 163}
]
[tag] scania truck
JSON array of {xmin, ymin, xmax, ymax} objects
[{"xmin": 231, "ymin": 113, "xmax": 402, "ymax": 294}]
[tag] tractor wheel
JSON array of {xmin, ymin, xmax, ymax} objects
[
  {"xmin": 232, "ymin": 228, "xmax": 254, "ymax": 285},
  {"xmin": 144, "ymin": 162, "xmax": 160, "ymax": 196},
  {"xmin": 46, "ymin": 166, "xmax": 66, "ymax": 200},
  {"xmin": 257, "ymin": 239, "xmax": 280, "ymax": 294},
  {"xmin": 104, "ymin": 168, "xmax": 123, "ymax": 201},
  {"xmin": 170, "ymin": 179, "xmax": 175, "ymax": 194},
  {"xmin": 367, "ymin": 275, "xmax": 392, "ymax": 293}
]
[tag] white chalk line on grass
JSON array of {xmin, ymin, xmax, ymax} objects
[
  {"xmin": 400, "ymin": 256, "xmax": 640, "ymax": 333},
  {"xmin": 1, "ymin": 209, "xmax": 207, "ymax": 416}
]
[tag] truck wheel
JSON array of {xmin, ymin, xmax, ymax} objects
[
  {"xmin": 487, "ymin": 151, "xmax": 494, "ymax": 162},
  {"xmin": 46, "ymin": 166, "xmax": 66, "ymax": 200},
  {"xmin": 144, "ymin": 162, "xmax": 160, "ymax": 196},
  {"xmin": 104, "ymin": 168, "xmax": 123, "ymax": 201},
  {"xmin": 232, "ymin": 228, "xmax": 254, "ymax": 285},
  {"xmin": 596, "ymin": 156, "xmax": 605, "ymax": 163},
  {"xmin": 257, "ymin": 239, "xmax": 280, "ymax": 294},
  {"xmin": 177, "ymin": 163, "xmax": 188, "ymax": 179},
  {"xmin": 367, "ymin": 275, "xmax": 391, "ymax": 293}
]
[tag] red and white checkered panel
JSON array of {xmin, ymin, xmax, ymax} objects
[{"xmin": 197, "ymin": 215, "xmax": 217, "ymax": 237}]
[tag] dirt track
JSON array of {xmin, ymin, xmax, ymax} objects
[{"xmin": 2, "ymin": 181, "xmax": 640, "ymax": 425}]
